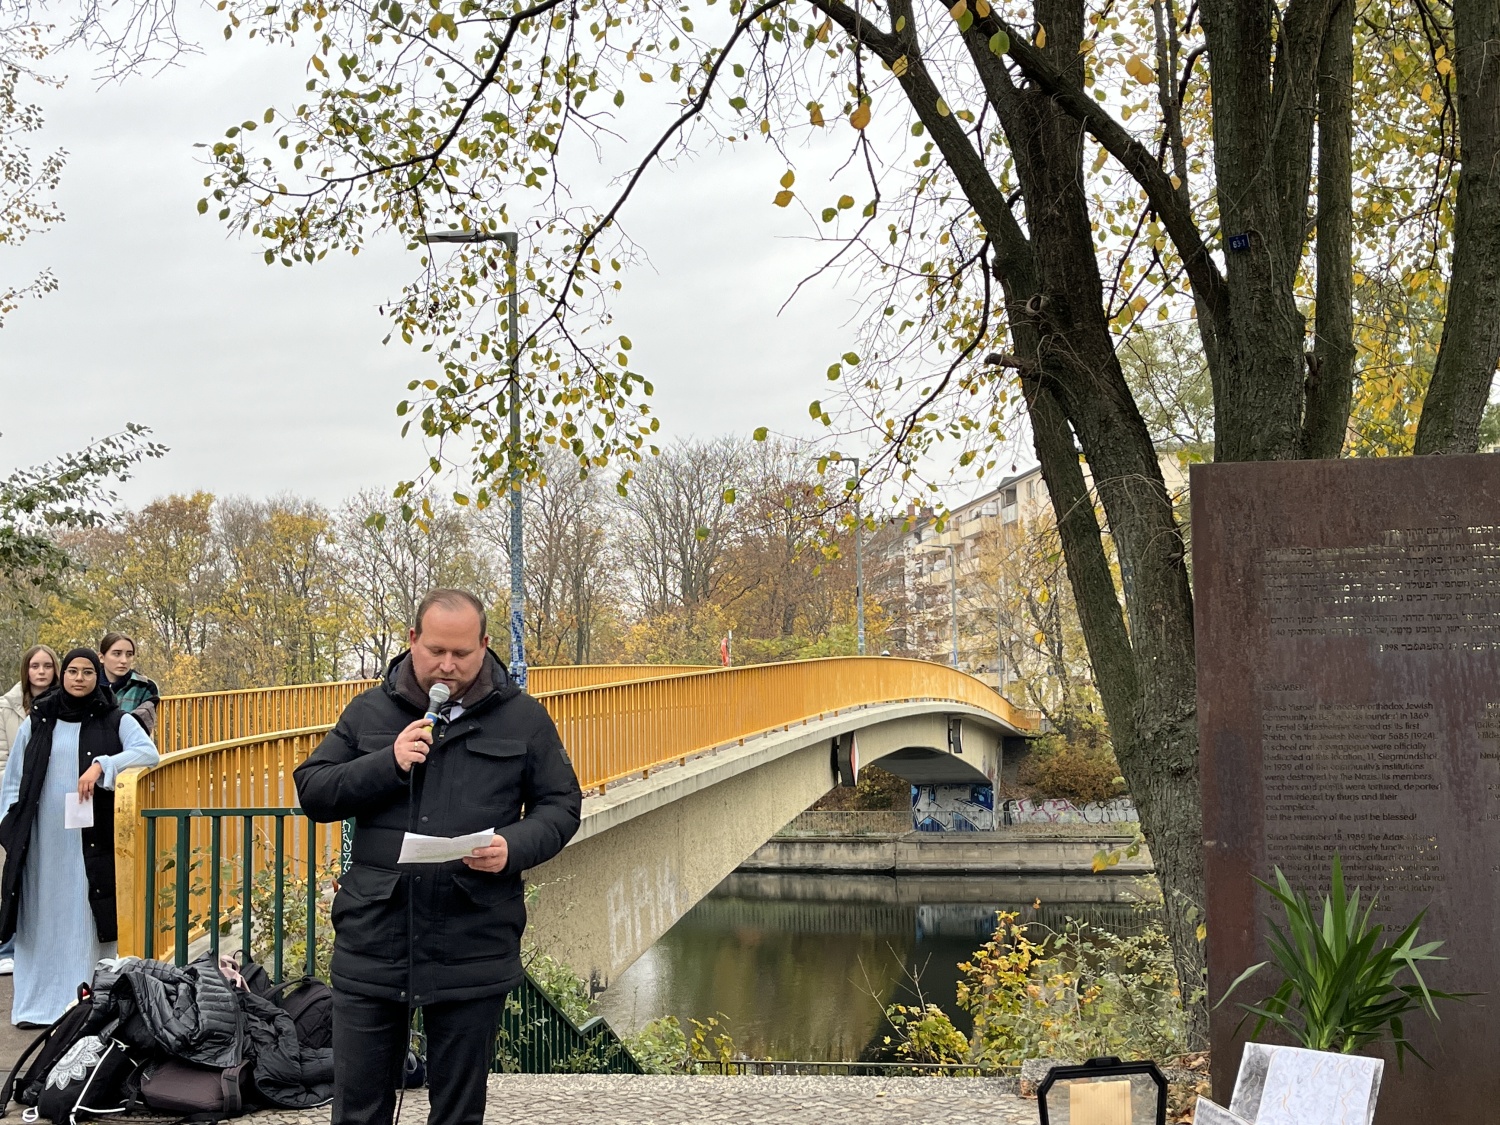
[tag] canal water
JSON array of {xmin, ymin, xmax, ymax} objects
[{"xmin": 596, "ymin": 870, "xmax": 1160, "ymax": 1062}]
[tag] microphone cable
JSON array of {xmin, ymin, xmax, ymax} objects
[{"xmin": 395, "ymin": 682, "xmax": 449, "ymax": 1124}]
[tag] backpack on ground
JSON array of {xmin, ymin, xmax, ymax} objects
[
  {"xmin": 138, "ymin": 1060, "xmax": 253, "ymax": 1123},
  {"xmin": 34, "ymin": 1037, "xmax": 147, "ymax": 1125},
  {"xmin": 265, "ymin": 978, "xmax": 332, "ymax": 1050},
  {"xmin": 226, "ymin": 955, "xmax": 273, "ymax": 1000},
  {"xmin": 1, "ymin": 985, "xmax": 97, "ymax": 1114}
]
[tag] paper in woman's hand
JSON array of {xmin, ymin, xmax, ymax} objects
[
  {"xmin": 64, "ymin": 792, "xmax": 95, "ymax": 829},
  {"xmin": 397, "ymin": 827, "xmax": 496, "ymax": 864}
]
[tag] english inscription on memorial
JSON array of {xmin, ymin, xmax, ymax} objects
[{"xmin": 1195, "ymin": 457, "xmax": 1500, "ymax": 1124}]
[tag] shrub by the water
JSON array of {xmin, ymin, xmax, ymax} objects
[
  {"xmin": 1016, "ymin": 728, "xmax": 1125, "ymax": 805},
  {"xmin": 884, "ymin": 908, "xmax": 1190, "ymax": 1066},
  {"xmin": 810, "ymin": 764, "xmax": 909, "ymax": 811}
]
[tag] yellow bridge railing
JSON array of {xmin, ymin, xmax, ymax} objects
[
  {"xmin": 541, "ymin": 657, "xmax": 1034, "ymax": 792},
  {"xmin": 153, "ymin": 665, "xmax": 712, "ymax": 755},
  {"xmin": 118, "ymin": 658, "xmax": 1034, "ymax": 957}
]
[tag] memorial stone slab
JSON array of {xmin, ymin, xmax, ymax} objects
[{"xmin": 1193, "ymin": 455, "xmax": 1500, "ymax": 1123}]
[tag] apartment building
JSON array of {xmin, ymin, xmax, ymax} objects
[{"xmin": 868, "ymin": 455, "xmax": 1189, "ymax": 694}]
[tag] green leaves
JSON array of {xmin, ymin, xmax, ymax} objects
[
  {"xmin": 1219, "ymin": 855, "xmax": 1467, "ymax": 1067},
  {"xmin": 988, "ymin": 31, "xmax": 1009, "ymax": 56}
]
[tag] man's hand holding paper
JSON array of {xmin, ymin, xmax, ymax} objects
[
  {"xmin": 461, "ymin": 834, "xmax": 508, "ymax": 873},
  {"xmin": 397, "ymin": 826, "xmax": 497, "ymax": 864}
]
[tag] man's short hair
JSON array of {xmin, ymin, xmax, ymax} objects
[{"xmin": 414, "ymin": 588, "xmax": 488, "ymax": 640}]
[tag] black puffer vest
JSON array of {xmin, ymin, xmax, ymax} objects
[{"xmin": 0, "ymin": 708, "xmax": 126, "ymax": 943}]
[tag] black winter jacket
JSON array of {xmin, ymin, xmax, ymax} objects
[
  {"xmin": 293, "ymin": 651, "xmax": 582, "ymax": 1005},
  {"xmin": 90, "ymin": 958, "xmax": 333, "ymax": 1108}
]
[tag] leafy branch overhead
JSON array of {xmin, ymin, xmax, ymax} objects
[
  {"xmin": 197, "ymin": 0, "xmax": 1500, "ymax": 1050},
  {"xmin": 0, "ymin": 425, "xmax": 167, "ymax": 587}
]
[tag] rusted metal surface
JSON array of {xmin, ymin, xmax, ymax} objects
[{"xmin": 1194, "ymin": 455, "xmax": 1500, "ymax": 1124}]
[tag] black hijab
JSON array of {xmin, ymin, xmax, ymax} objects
[{"xmin": 34, "ymin": 648, "xmax": 117, "ymax": 723}]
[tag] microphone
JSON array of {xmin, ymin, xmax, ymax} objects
[{"xmin": 425, "ymin": 682, "xmax": 451, "ymax": 726}]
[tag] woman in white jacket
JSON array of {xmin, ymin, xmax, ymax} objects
[{"xmin": 0, "ymin": 646, "xmax": 59, "ymax": 780}]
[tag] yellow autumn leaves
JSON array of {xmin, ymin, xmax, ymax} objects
[
  {"xmin": 773, "ymin": 168, "xmax": 794, "ymax": 208},
  {"xmin": 1124, "ymin": 53, "xmax": 1156, "ymax": 85}
]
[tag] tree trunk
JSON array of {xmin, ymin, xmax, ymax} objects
[
  {"xmin": 1198, "ymin": 0, "xmax": 1331, "ymax": 462},
  {"xmin": 992, "ymin": 0, "xmax": 1207, "ymax": 1044},
  {"xmin": 825, "ymin": 0, "xmax": 1208, "ymax": 1041},
  {"xmin": 1302, "ymin": 0, "xmax": 1355, "ymax": 458},
  {"xmin": 1415, "ymin": 0, "xmax": 1500, "ymax": 455}
]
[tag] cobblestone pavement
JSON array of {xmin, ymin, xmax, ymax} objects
[{"xmin": 252, "ymin": 1075, "xmax": 1039, "ymax": 1125}]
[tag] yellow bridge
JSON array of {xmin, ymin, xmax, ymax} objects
[{"xmin": 115, "ymin": 658, "xmax": 1036, "ymax": 985}]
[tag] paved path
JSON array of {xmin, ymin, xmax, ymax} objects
[
  {"xmin": 0, "ymin": 975, "xmax": 34, "ymax": 1071},
  {"xmin": 5, "ymin": 976, "xmax": 1040, "ymax": 1124},
  {"xmin": 254, "ymin": 1076, "xmax": 1037, "ymax": 1125}
]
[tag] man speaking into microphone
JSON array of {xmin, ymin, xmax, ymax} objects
[{"xmin": 294, "ymin": 588, "xmax": 582, "ymax": 1125}]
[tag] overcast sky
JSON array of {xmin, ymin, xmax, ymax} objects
[{"xmin": 1, "ymin": 16, "xmax": 1023, "ymax": 509}]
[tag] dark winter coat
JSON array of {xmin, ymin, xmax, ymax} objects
[
  {"xmin": 91, "ymin": 957, "xmax": 244, "ymax": 1068},
  {"xmin": 293, "ymin": 650, "xmax": 582, "ymax": 1005}
]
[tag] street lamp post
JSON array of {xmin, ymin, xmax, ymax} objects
[
  {"xmin": 918, "ymin": 540, "xmax": 959, "ymax": 668},
  {"xmin": 827, "ymin": 455, "xmax": 865, "ymax": 656},
  {"xmin": 421, "ymin": 228, "xmax": 527, "ymax": 691}
]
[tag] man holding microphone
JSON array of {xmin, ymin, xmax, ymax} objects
[{"xmin": 295, "ymin": 588, "xmax": 582, "ymax": 1125}]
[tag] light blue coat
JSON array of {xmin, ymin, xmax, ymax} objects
[{"xmin": 1, "ymin": 715, "xmax": 159, "ymax": 1025}]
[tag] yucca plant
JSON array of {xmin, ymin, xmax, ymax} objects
[{"xmin": 1219, "ymin": 854, "xmax": 1466, "ymax": 1067}]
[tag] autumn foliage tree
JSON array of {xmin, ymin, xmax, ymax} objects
[{"xmin": 193, "ymin": 0, "xmax": 1500, "ymax": 1041}]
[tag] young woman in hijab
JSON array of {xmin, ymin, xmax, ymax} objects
[
  {"xmin": 99, "ymin": 632, "xmax": 161, "ymax": 737},
  {"xmin": 0, "ymin": 649, "xmax": 159, "ymax": 1026},
  {"xmin": 0, "ymin": 645, "xmax": 60, "ymax": 977}
]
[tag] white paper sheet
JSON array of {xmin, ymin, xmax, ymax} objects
[
  {"xmin": 397, "ymin": 827, "xmax": 496, "ymax": 864},
  {"xmin": 65, "ymin": 793, "xmax": 95, "ymax": 829},
  {"xmin": 1256, "ymin": 1048, "xmax": 1380, "ymax": 1125}
]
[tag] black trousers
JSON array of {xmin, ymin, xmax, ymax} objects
[{"xmin": 332, "ymin": 989, "xmax": 508, "ymax": 1125}]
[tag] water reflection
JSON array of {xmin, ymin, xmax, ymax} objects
[{"xmin": 596, "ymin": 871, "xmax": 1158, "ymax": 1061}]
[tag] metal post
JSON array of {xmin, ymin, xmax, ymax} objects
[
  {"xmin": 502, "ymin": 231, "xmax": 528, "ymax": 692},
  {"xmin": 852, "ymin": 464, "xmax": 865, "ymax": 656},
  {"xmin": 209, "ymin": 816, "xmax": 222, "ymax": 959},
  {"xmin": 305, "ymin": 815, "xmax": 318, "ymax": 978},
  {"xmin": 143, "ymin": 817, "xmax": 157, "ymax": 961},
  {"xmin": 273, "ymin": 814, "xmax": 286, "ymax": 983},
  {"xmin": 242, "ymin": 815, "xmax": 254, "ymax": 964},
  {"xmin": 422, "ymin": 227, "xmax": 527, "ymax": 690},
  {"xmin": 174, "ymin": 815, "xmax": 190, "ymax": 967},
  {"xmin": 947, "ymin": 549, "xmax": 959, "ymax": 668},
  {"xmin": 829, "ymin": 455, "xmax": 865, "ymax": 656}
]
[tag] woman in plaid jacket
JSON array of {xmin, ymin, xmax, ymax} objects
[{"xmin": 99, "ymin": 633, "xmax": 161, "ymax": 737}]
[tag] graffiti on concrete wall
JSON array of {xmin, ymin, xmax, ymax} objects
[
  {"xmin": 605, "ymin": 854, "xmax": 681, "ymax": 968},
  {"xmin": 1003, "ymin": 797, "xmax": 1137, "ymax": 825},
  {"xmin": 912, "ymin": 784, "xmax": 996, "ymax": 832}
]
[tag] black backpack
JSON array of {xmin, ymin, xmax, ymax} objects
[
  {"xmin": 34, "ymin": 1037, "xmax": 147, "ymax": 1125},
  {"xmin": 265, "ymin": 978, "xmax": 332, "ymax": 1050},
  {"xmin": 1, "ymin": 985, "xmax": 97, "ymax": 1113}
]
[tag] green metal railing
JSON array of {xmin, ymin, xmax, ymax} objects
[
  {"xmin": 141, "ymin": 807, "xmax": 323, "ymax": 980},
  {"xmin": 141, "ymin": 806, "xmax": 640, "ymax": 1075},
  {"xmin": 495, "ymin": 978, "xmax": 642, "ymax": 1074}
]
